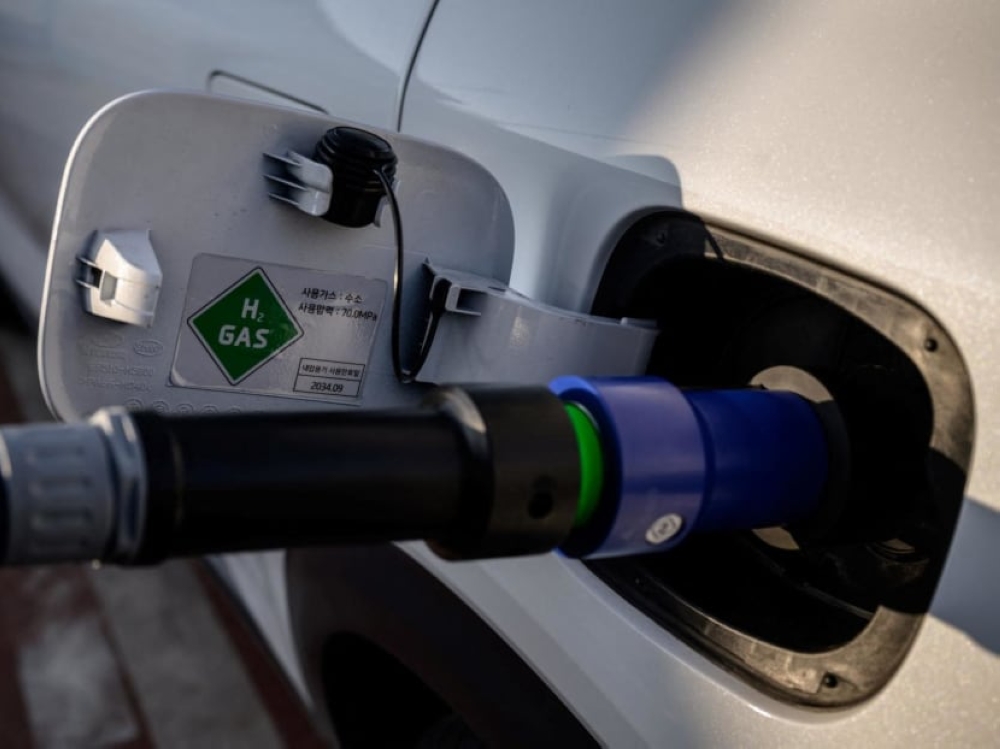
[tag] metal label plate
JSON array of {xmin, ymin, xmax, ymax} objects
[{"xmin": 171, "ymin": 255, "xmax": 386, "ymax": 404}]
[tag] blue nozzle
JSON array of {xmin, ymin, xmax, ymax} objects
[{"xmin": 550, "ymin": 376, "xmax": 829, "ymax": 558}]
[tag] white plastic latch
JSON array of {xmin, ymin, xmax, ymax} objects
[
  {"xmin": 263, "ymin": 151, "xmax": 333, "ymax": 216},
  {"xmin": 77, "ymin": 230, "xmax": 162, "ymax": 327}
]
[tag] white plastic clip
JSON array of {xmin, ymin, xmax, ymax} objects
[
  {"xmin": 77, "ymin": 230, "xmax": 162, "ymax": 327},
  {"xmin": 263, "ymin": 151, "xmax": 333, "ymax": 216}
]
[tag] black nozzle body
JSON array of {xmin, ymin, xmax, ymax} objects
[{"xmin": 128, "ymin": 387, "xmax": 580, "ymax": 564}]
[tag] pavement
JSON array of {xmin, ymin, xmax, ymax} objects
[{"xmin": 0, "ymin": 313, "xmax": 329, "ymax": 748}]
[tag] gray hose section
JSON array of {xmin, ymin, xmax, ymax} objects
[{"xmin": 0, "ymin": 409, "xmax": 147, "ymax": 565}]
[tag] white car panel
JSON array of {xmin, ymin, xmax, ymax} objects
[
  {"xmin": 400, "ymin": 1, "xmax": 1000, "ymax": 745},
  {"xmin": 0, "ymin": 0, "xmax": 996, "ymax": 744}
]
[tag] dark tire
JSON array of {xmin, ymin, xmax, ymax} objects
[{"xmin": 415, "ymin": 714, "xmax": 486, "ymax": 749}]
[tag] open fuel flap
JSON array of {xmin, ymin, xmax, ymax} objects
[
  {"xmin": 588, "ymin": 212, "xmax": 973, "ymax": 707},
  {"xmin": 21, "ymin": 91, "xmax": 973, "ymax": 709}
]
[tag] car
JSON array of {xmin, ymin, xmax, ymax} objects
[{"xmin": 1, "ymin": 2, "xmax": 997, "ymax": 746}]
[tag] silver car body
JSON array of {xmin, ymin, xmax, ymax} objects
[{"xmin": 0, "ymin": 1, "xmax": 997, "ymax": 745}]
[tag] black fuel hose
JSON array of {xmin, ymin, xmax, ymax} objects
[{"xmin": 0, "ymin": 386, "xmax": 580, "ymax": 566}]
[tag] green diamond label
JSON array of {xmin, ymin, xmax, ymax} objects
[
  {"xmin": 173, "ymin": 255, "xmax": 386, "ymax": 403},
  {"xmin": 188, "ymin": 268, "xmax": 302, "ymax": 384}
]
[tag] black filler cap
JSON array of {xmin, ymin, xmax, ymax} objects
[{"xmin": 314, "ymin": 126, "xmax": 398, "ymax": 227}]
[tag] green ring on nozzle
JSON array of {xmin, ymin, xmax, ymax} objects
[{"xmin": 564, "ymin": 403, "xmax": 604, "ymax": 528}]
